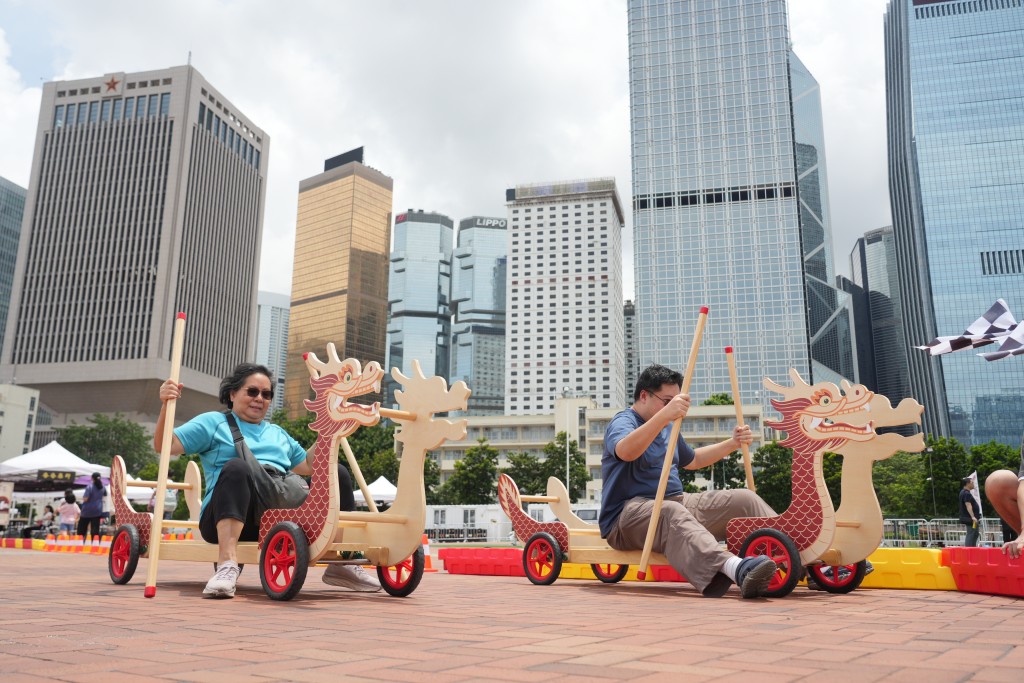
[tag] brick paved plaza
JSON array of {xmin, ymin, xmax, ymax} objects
[{"xmin": 1, "ymin": 549, "xmax": 1022, "ymax": 682}]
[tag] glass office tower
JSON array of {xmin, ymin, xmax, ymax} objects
[
  {"xmin": 451, "ymin": 216, "xmax": 507, "ymax": 416},
  {"xmin": 385, "ymin": 210, "xmax": 453, "ymax": 403},
  {"xmin": 851, "ymin": 227, "xmax": 913, "ymax": 408},
  {"xmin": 0, "ymin": 177, "xmax": 26, "ymax": 361},
  {"xmin": 286, "ymin": 149, "xmax": 392, "ymax": 417},
  {"xmin": 885, "ymin": 0, "xmax": 1024, "ymax": 446},
  {"xmin": 629, "ymin": 0, "xmax": 851, "ymax": 419}
]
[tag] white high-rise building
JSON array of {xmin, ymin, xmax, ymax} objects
[
  {"xmin": 255, "ymin": 291, "xmax": 290, "ymax": 414},
  {"xmin": 0, "ymin": 65, "xmax": 269, "ymax": 425},
  {"xmin": 504, "ymin": 179, "xmax": 625, "ymax": 415}
]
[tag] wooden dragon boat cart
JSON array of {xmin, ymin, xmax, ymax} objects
[{"xmin": 107, "ymin": 314, "xmax": 470, "ymax": 600}]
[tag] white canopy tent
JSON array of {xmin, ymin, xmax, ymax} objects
[
  {"xmin": 353, "ymin": 475, "xmax": 397, "ymax": 506},
  {"xmin": 0, "ymin": 441, "xmax": 110, "ymax": 481}
]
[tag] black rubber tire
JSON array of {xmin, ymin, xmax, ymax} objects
[
  {"xmin": 591, "ymin": 563, "xmax": 629, "ymax": 583},
  {"xmin": 738, "ymin": 528, "xmax": 801, "ymax": 598},
  {"xmin": 807, "ymin": 560, "xmax": 867, "ymax": 594},
  {"xmin": 259, "ymin": 521, "xmax": 309, "ymax": 601},
  {"xmin": 108, "ymin": 524, "xmax": 140, "ymax": 585},
  {"xmin": 378, "ymin": 545, "xmax": 426, "ymax": 597},
  {"xmin": 523, "ymin": 532, "xmax": 563, "ymax": 586}
]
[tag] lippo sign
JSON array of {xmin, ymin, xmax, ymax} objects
[{"xmin": 473, "ymin": 218, "xmax": 506, "ymax": 228}]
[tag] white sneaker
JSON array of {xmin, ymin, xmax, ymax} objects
[
  {"xmin": 322, "ymin": 564, "xmax": 382, "ymax": 592},
  {"xmin": 203, "ymin": 561, "xmax": 240, "ymax": 598}
]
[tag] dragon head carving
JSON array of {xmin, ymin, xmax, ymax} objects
[
  {"xmin": 302, "ymin": 344, "xmax": 384, "ymax": 438},
  {"xmin": 764, "ymin": 369, "xmax": 924, "ymax": 453}
]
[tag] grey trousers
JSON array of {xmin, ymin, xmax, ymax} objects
[{"xmin": 606, "ymin": 489, "xmax": 775, "ymax": 592}]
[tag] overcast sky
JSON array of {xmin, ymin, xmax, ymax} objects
[{"xmin": 0, "ymin": 0, "xmax": 892, "ymax": 299}]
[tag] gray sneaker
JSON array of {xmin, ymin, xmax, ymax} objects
[
  {"xmin": 736, "ymin": 555, "xmax": 778, "ymax": 598},
  {"xmin": 203, "ymin": 561, "xmax": 240, "ymax": 598},
  {"xmin": 322, "ymin": 564, "xmax": 382, "ymax": 592}
]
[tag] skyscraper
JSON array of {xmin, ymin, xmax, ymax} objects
[
  {"xmin": 623, "ymin": 299, "xmax": 637, "ymax": 403},
  {"xmin": 451, "ymin": 216, "xmax": 507, "ymax": 415},
  {"xmin": 0, "ymin": 176, "xmax": 26, "ymax": 361},
  {"xmin": 505, "ymin": 178, "xmax": 625, "ymax": 415},
  {"xmin": 285, "ymin": 148, "xmax": 392, "ymax": 417},
  {"xmin": 385, "ymin": 210, "xmax": 453, "ymax": 403},
  {"xmin": 628, "ymin": 0, "xmax": 851, "ymax": 418},
  {"xmin": 0, "ymin": 66, "xmax": 269, "ymax": 424},
  {"xmin": 849, "ymin": 227, "xmax": 913, "ymax": 408},
  {"xmin": 885, "ymin": 0, "xmax": 1024, "ymax": 445},
  {"xmin": 255, "ymin": 291, "xmax": 290, "ymax": 414}
]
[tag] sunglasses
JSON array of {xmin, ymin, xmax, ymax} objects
[{"xmin": 243, "ymin": 386, "xmax": 274, "ymax": 401}]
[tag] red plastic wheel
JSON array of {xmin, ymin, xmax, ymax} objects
[
  {"xmin": 738, "ymin": 528, "xmax": 801, "ymax": 597},
  {"xmin": 591, "ymin": 563, "xmax": 629, "ymax": 583},
  {"xmin": 523, "ymin": 532, "xmax": 562, "ymax": 585},
  {"xmin": 807, "ymin": 561, "xmax": 866, "ymax": 594},
  {"xmin": 108, "ymin": 524, "xmax": 140, "ymax": 585},
  {"xmin": 259, "ymin": 521, "xmax": 309, "ymax": 600},
  {"xmin": 378, "ymin": 545, "xmax": 425, "ymax": 597}
]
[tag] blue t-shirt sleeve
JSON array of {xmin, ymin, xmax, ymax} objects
[
  {"xmin": 174, "ymin": 413, "xmax": 219, "ymax": 455},
  {"xmin": 604, "ymin": 414, "xmax": 636, "ymax": 461}
]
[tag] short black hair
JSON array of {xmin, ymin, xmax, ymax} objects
[
  {"xmin": 633, "ymin": 364, "xmax": 683, "ymax": 402},
  {"xmin": 219, "ymin": 363, "xmax": 274, "ymax": 408},
  {"xmin": 961, "ymin": 477, "xmax": 971, "ymax": 488}
]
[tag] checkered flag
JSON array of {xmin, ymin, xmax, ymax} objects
[
  {"xmin": 916, "ymin": 299, "xmax": 1017, "ymax": 356},
  {"xmin": 978, "ymin": 319, "xmax": 1024, "ymax": 361}
]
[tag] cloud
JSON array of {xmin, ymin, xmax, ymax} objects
[
  {"xmin": 0, "ymin": 27, "xmax": 42, "ymax": 189},
  {"xmin": 0, "ymin": 0, "xmax": 892, "ymax": 298}
]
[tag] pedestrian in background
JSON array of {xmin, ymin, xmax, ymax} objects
[
  {"xmin": 959, "ymin": 477, "xmax": 982, "ymax": 547},
  {"xmin": 57, "ymin": 490, "xmax": 79, "ymax": 535}
]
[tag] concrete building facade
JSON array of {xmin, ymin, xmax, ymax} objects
[
  {"xmin": 0, "ymin": 384, "xmax": 39, "ymax": 462},
  {"xmin": 504, "ymin": 178, "xmax": 626, "ymax": 416},
  {"xmin": 0, "ymin": 65, "xmax": 269, "ymax": 426}
]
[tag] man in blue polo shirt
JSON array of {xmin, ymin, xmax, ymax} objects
[{"xmin": 601, "ymin": 364, "xmax": 778, "ymax": 598}]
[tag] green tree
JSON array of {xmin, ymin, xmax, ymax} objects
[
  {"xmin": 750, "ymin": 442, "xmax": 794, "ymax": 513},
  {"xmin": 678, "ymin": 450, "xmax": 747, "ymax": 492},
  {"xmin": 502, "ymin": 451, "xmax": 548, "ymax": 497},
  {"xmin": 436, "ymin": 438, "xmax": 499, "ymax": 504},
  {"xmin": 540, "ymin": 432, "xmax": 590, "ymax": 502},
  {"xmin": 57, "ymin": 413, "xmax": 155, "ymax": 474},
  {"xmin": 969, "ymin": 441, "xmax": 1021, "ymax": 517},
  {"xmin": 925, "ymin": 436, "xmax": 972, "ymax": 518},
  {"xmin": 701, "ymin": 392, "xmax": 734, "ymax": 406},
  {"xmin": 872, "ymin": 451, "xmax": 927, "ymax": 518}
]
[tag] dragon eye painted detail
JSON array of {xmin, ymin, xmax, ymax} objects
[{"xmin": 810, "ymin": 389, "xmax": 833, "ymax": 407}]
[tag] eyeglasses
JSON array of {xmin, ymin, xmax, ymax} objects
[
  {"xmin": 649, "ymin": 392, "xmax": 673, "ymax": 406},
  {"xmin": 244, "ymin": 386, "xmax": 274, "ymax": 401}
]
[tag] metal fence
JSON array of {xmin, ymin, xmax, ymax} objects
[{"xmin": 882, "ymin": 518, "xmax": 1007, "ymax": 548}]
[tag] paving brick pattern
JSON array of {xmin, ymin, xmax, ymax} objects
[{"xmin": 1, "ymin": 549, "xmax": 1022, "ymax": 681}]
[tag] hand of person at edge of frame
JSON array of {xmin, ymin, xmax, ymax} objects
[
  {"xmin": 159, "ymin": 379, "xmax": 183, "ymax": 403},
  {"xmin": 1002, "ymin": 537, "xmax": 1024, "ymax": 559},
  {"xmin": 662, "ymin": 393, "xmax": 690, "ymax": 421},
  {"xmin": 731, "ymin": 424, "xmax": 753, "ymax": 449}
]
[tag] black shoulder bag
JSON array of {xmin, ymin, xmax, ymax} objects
[{"xmin": 225, "ymin": 411, "xmax": 309, "ymax": 513}]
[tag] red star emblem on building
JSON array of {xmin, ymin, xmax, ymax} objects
[{"xmin": 104, "ymin": 76, "xmax": 121, "ymax": 92}]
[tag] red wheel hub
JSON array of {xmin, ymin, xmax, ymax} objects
[
  {"xmin": 745, "ymin": 535, "xmax": 792, "ymax": 591},
  {"xmin": 527, "ymin": 539, "xmax": 556, "ymax": 579},
  {"xmin": 111, "ymin": 532, "xmax": 130, "ymax": 576},
  {"xmin": 263, "ymin": 531, "xmax": 297, "ymax": 592},
  {"xmin": 382, "ymin": 556, "xmax": 414, "ymax": 587}
]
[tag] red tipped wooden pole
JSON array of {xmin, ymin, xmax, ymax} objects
[
  {"xmin": 725, "ymin": 346, "xmax": 756, "ymax": 492},
  {"xmin": 636, "ymin": 306, "xmax": 708, "ymax": 580},
  {"xmin": 144, "ymin": 312, "xmax": 186, "ymax": 598}
]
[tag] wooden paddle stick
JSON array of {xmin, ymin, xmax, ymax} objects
[
  {"xmin": 725, "ymin": 346, "xmax": 756, "ymax": 492},
  {"xmin": 636, "ymin": 306, "xmax": 708, "ymax": 580},
  {"xmin": 144, "ymin": 312, "xmax": 186, "ymax": 598}
]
